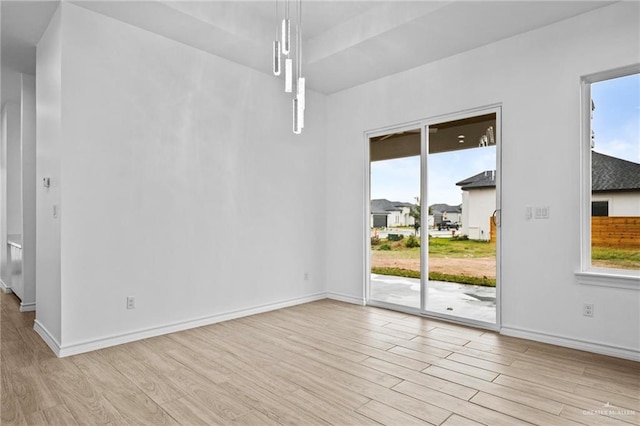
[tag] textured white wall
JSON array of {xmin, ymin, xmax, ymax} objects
[
  {"xmin": 465, "ymin": 188, "xmax": 495, "ymax": 241},
  {"xmin": 5, "ymin": 103, "xmax": 21, "ymax": 238},
  {"xmin": 35, "ymin": 6, "xmax": 62, "ymax": 343},
  {"xmin": 49, "ymin": 3, "xmax": 326, "ymax": 349},
  {"xmin": 325, "ymin": 2, "xmax": 640, "ymax": 354},
  {"xmin": 0, "ymin": 104, "xmax": 19, "ymax": 286},
  {"xmin": 20, "ymin": 73, "xmax": 37, "ymax": 309},
  {"xmin": 0, "ymin": 67, "xmax": 23, "ymax": 287}
]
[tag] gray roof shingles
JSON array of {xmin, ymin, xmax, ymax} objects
[
  {"xmin": 371, "ymin": 199, "xmax": 414, "ymax": 214},
  {"xmin": 455, "ymin": 152, "xmax": 640, "ymax": 192},
  {"xmin": 456, "ymin": 170, "xmax": 496, "ymax": 190},
  {"xmin": 430, "ymin": 203, "xmax": 461, "ymax": 214},
  {"xmin": 592, "ymin": 151, "xmax": 640, "ymax": 192}
]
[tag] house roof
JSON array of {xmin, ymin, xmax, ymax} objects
[
  {"xmin": 456, "ymin": 170, "xmax": 496, "ymax": 190},
  {"xmin": 371, "ymin": 199, "xmax": 414, "ymax": 214},
  {"xmin": 455, "ymin": 153, "xmax": 640, "ymax": 192},
  {"xmin": 592, "ymin": 151, "xmax": 640, "ymax": 192},
  {"xmin": 430, "ymin": 203, "xmax": 461, "ymax": 214}
]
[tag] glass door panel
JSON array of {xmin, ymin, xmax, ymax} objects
[
  {"xmin": 369, "ymin": 130, "xmax": 422, "ymax": 309},
  {"xmin": 425, "ymin": 113, "xmax": 497, "ymax": 324}
]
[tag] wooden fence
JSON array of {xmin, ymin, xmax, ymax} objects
[
  {"xmin": 490, "ymin": 217, "xmax": 496, "ymax": 244},
  {"xmin": 592, "ymin": 217, "xmax": 640, "ymax": 248}
]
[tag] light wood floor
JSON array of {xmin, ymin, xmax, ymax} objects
[{"xmin": 1, "ymin": 291, "xmax": 639, "ymax": 425}]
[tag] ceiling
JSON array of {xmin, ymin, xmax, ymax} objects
[
  {"xmin": 370, "ymin": 113, "xmax": 496, "ymax": 161},
  {"xmin": 2, "ymin": 0, "xmax": 615, "ymax": 94}
]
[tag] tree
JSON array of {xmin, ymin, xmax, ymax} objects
[{"xmin": 410, "ymin": 197, "xmax": 421, "ymax": 235}]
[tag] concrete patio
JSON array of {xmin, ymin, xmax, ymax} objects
[{"xmin": 370, "ymin": 274, "xmax": 496, "ymax": 323}]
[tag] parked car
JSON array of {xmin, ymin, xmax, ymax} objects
[{"xmin": 437, "ymin": 220, "xmax": 459, "ymax": 231}]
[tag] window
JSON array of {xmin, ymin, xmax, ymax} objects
[
  {"xmin": 591, "ymin": 201, "xmax": 609, "ymax": 217},
  {"xmin": 578, "ymin": 66, "xmax": 640, "ymax": 288}
]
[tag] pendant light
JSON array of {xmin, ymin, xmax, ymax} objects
[{"xmin": 273, "ymin": 0, "xmax": 305, "ymax": 133}]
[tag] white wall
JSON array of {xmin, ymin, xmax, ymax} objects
[
  {"xmin": 38, "ymin": 3, "xmax": 326, "ymax": 353},
  {"xmin": 1, "ymin": 66, "xmax": 22, "ymax": 108},
  {"xmin": 464, "ymin": 188, "xmax": 495, "ymax": 241},
  {"xmin": 35, "ymin": 5, "xmax": 62, "ymax": 345},
  {"xmin": 325, "ymin": 2, "xmax": 640, "ymax": 356},
  {"xmin": 593, "ymin": 192, "xmax": 640, "ymax": 216},
  {"xmin": 21, "ymin": 74, "xmax": 37, "ymax": 309},
  {"xmin": 5, "ymin": 103, "xmax": 21, "ymax": 238},
  {"xmin": 0, "ymin": 67, "xmax": 23, "ymax": 288}
]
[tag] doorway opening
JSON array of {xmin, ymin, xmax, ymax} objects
[{"xmin": 367, "ymin": 107, "xmax": 500, "ymax": 327}]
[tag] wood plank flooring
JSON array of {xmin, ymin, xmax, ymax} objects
[{"xmin": 1, "ymin": 291, "xmax": 639, "ymax": 425}]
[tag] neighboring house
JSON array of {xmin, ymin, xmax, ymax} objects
[
  {"xmin": 371, "ymin": 199, "xmax": 416, "ymax": 228},
  {"xmin": 591, "ymin": 151, "xmax": 640, "ymax": 216},
  {"xmin": 456, "ymin": 170, "xmax": 496, "ymax": 241},
  {"xmin": 457, "ymin": 153, "xmax": 640, "ymax": 240},
  {"xmin": 429, "ymin": 203, "xmax": 462, "ymax": 228}
]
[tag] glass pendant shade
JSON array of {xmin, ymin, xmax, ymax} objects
[
  {"xmin": 272, "ymin": 41, "xmax": 281, "ymax": 76},
  {"xmin": 285, "ymin": 59, "xmax": 293, "ymax": 92},
  {"xmin": 281, "ymin": 19, "xmax": 290, "ymax": 55}
]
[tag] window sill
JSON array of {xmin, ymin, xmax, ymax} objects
[{"xmin": 576, "ymin": 269, "xmax": 640, "ymax": 290}]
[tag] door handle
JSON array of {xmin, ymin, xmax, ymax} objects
[{"xmin": 492, "ymin": 209, "xmax": 500, "ymax": 227}]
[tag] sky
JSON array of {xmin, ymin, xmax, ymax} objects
[
  {"xmin": 370, "ymin": 146, "xmax": 496, "ymax": 206},
  {"xmin": 591, "ymin": 73, "xmax": 640, "ymax": 164},
  {"xmin": 371, "ymin": 72, "xmax": 639, "ymax": 206}
]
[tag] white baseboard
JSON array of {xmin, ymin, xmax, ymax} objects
[
  {"xmin": 501, "ymin": 326, "xmax": 640, "ymax": 362},
  {"xmin": 34, "ymin": 320, "xmax": 61, "ymax": 357},
  {"xmin": 0, "ymin": 279, "xmax": 12, "ymax": 293},
  {"xmin": 326, "ymin": 292, "xmax": 366, "ymax": 306},
  {"xmin": 19, "ymin": 301, "xmax": 36, "ymax": 312},
  {"xmin": 55, "ymin": 292, "xmax": 328, "ymax": 358}
]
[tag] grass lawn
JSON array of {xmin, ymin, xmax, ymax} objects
[
  {"xmin": 371, "ymin": 267, "xmax": 496, "ymax": 287},
  {"xmin": 592, "ymin": 246, "xmax": 640, "ymax": 270},
  {"xmin": 373, "ymin": 237, "xmax": 495, "ymax": 260},
  {"xmin": 371, "ymin": 237, "xmax": 497, "ymax": 286},
  {"xmin": 371, "ymin": 236, "xmax": 639, "ymax": 283}
]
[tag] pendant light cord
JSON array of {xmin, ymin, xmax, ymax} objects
[
  {"xmin": 275, "ymin": 0, "xmax": 279, "ymax": 40},
  {"xmin": 297, "ymin": 0, "xmax": 302, "ymax": 78}
]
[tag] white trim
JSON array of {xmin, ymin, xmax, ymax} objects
[
  {"xmin": 364, "ymin": 120, "xmax": 424, "ymax": 306},
  {"xmin": 422, "ymin": 104, "xmax": 502, "ymax": 327},
  {"xmin": 19, "ymin": 301, "xmax": 36, "ymax": 312},
  {"xmin": 579, "ymin": 65, "xmax": 640, "ymax": 287},
  {"xmin": 368, "ymin": 299, "xmax": 499, "ymax": 332},
  {"xmin": 53, "ymin": 292, "xmax": 327, "ymax": 358},
  {"xmin": 501, "ymin": 326, "xmax": 640, "ymax": 362},
  {"xmin": 326, "ymin": 292, "xmax": 366, "ymax": 306},
  {"xmin": 363, "ymin": 104, "xmax": 502, "ymax": 328},
  {"xmin": 576, "ymin": 270, "xmax": 640, "ymax": 290},
  {"xmin": 0, "ymin": 279, "xmax": 12, "ymax": 293},
  {"xmin": 33, "ymin": 319, "xmax": 61, "ymax": 357}
]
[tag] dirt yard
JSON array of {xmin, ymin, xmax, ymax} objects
[{"xmin": 371, "ymin": 253, "xmax": 496, "ymax": 279}]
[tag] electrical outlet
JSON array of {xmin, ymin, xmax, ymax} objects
[
  {"xmin": 535, "ymin": 206, "xmax": 550, "ymax": 219},
  {"xmin": 304, "ymin": 272, "xmax": 309, "ymax": 281},
  {"xmin": 583, "ymin": 303, "xmax": 594, "ymax": 317},
  {"xmin": 127, "ymin": 296, "xmax": 136, "ymax": 310},
  {"xmin": 525, "ymin": 206, "xmax": 532, "ymax": 221}
]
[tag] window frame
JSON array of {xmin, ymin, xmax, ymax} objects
[{"xmin": 577, "ymin": 65, "xmax": 640, "ymax": 289}]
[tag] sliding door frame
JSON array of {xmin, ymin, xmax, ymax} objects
[
  {"xmin": 364, "ymin": 104, "xmax": 502, "ymax": 331},
  {"xmin": 364, "ymin": 119, "xmax": 424, "ymax": 314}
]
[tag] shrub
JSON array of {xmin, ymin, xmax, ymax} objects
[
  {"xmin": 405, "ymin": 235, "xmax": 420, "ymax": 248},
  {"xmin": 451, "ymin": 234, "xmax": 469, "ymax": 241},
  {"xmin": 379, "ymin": 244, "xmax": 392, "ymax": 251},
  {"xmin": 371, "ymin": 235, "xmax": 381, "ymax": 246}
]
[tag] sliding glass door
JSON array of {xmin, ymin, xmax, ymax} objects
[
  {"xmin": 367, "ymin": 108, "xmax": 500, "ymax": 328},
  {"xmin": 369, "ymin": 127, "xmax": 422, "ymax": 310}
]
